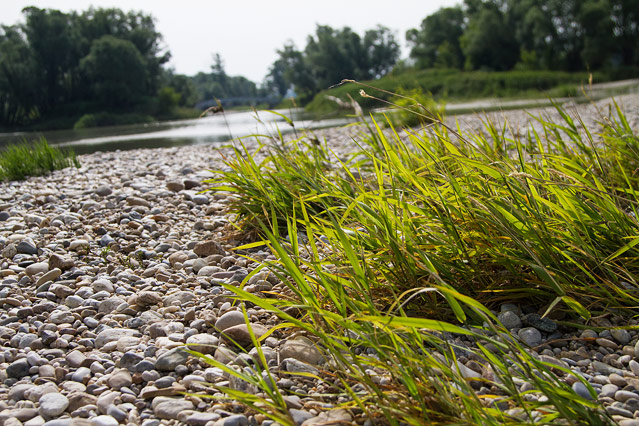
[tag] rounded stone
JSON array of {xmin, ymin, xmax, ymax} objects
[
  {"xmin": 497, "ymin": 311, "xmax": 522, "ymax": 330},
  {"xmin": 39, "ymin": 392, "xmax": 69, "ymax": 419},
  {"xmin": 214, "ymin": 311, "xmax": 245, "ymax": 332},
  {"xmin": 185, "ymin": 333, "xmax": 219, "ymax": 354},
  {"xmin": 518, "ymin": 327, "xmax": 542, "ymax": 347}
]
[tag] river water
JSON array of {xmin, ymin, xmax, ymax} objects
[{"xmin": 0, "ymin": 109, "xmax": 354, "ymax": 155}]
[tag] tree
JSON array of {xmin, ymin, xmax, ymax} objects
[
  {"xmin": 0, "ymin": 25, "xmax": 39, "ymax": 125},
  {"xmin": 77, "ymin": 8, "xmax": 170, "ymax": 94},
  {"xmin": 22, "ymin": 7, "xmax": 83, "ymax": 111},
  {"xmin": 407, "ymin": 7, "xmax": 465, "ymax": 69},
  {"xmin": 80, "ymin": 35, "xmax": 148, "ymax": 107},
  {"xmin": 460, "ymin": 3, "xmax": 520, "ymax": 70},
  {"xmin": 268, "ymin": 25, "xmax": 400, "ymax": 102},
  {"xmin": 363, "ymin": 26, "xmax": 400, "ymax": 78},
  {"xmin": 610, "ymin": 0, "xmax": 639, "ymax": 66}
]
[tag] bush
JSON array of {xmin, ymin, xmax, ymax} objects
[
  {"xmin": 0, "ymin": 138, "xmax": 79, "ymax": 181},
  {"xmin": 73, "ymin": 112, "xmax": 154, "ymax": 129}
]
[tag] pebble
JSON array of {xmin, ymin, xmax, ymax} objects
[
  {"xmin": 518, "ymin": 327, "xmax": 542, "ymax": 347},
  {"xmin": 213, "ymin": 415, "xmax": 248, "ymax": 426},
  {"xmin": 497, "ymin": 311, "xmax": 521, "ymax": 330},
  {"xmin": 38, "ymin": 393, "xmax": 69, "ymax": 419},
  {"xmin": 572, "ymin": 382, "xmax": 593, "ymax": 400},
  {"xmin": 279, "ymin": 337, "xmax": 323, "ymax": 365},
  {"xmin": 153, "ymin": 398, "xmax": 195, "ymax": 420},
  {"xmin": 215, "ymin": 311, "xmax": 246, "ymax": 331},
  {"xmin": 154, "ymin": 347, "xmax": 189, "ymax": 371}
]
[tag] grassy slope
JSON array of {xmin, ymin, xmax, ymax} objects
[{"xmin": 305, "ymin": 69, "xmax": 603, "ymax": 113}]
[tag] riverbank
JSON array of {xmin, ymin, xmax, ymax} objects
[{"xmin": 1, "ymin": 94, "xmax": 639, "ymax": 425}]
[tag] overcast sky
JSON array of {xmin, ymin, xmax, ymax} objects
[{"xmin": 3, "ymin": 1, "xmax": 458, "ymax": 83}]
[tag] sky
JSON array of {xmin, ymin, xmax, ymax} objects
[{"xmin": 2, "ymin": 1, "xmax": 458, "ymax": 83}]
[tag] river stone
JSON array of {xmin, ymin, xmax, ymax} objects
[
  {"xmin": 611, "ymin": 329, "xmax": 632, "ymax": 345},
  {"xmin": 92, "ymin": 279, "xmax": 114, "ymax": 293},
  {"xmin": 279, "ymin": 337, "xmax": 323, "ymax": 365},
  {"xmin": 153, "ymin": 399, "xmax": 195, "ymax": 420},
  {"xmin": 7, "ymin": 358, "xmax": 31, "ymax": 378},
  {"xmin": 3, "ymin": 243, "xmax": 17, "ymax": 258},
  {"xmin": 137, "ymin": 291, "xmax": 163, "ymax": 307},
  {"xmin": 95, "ymin": 186, "xmax": 113, "ymax": 196},
  {"xmin": 67, "ymin": 392, "xmax": 97, "ymax": 412},
  {"xmin": 91, "ymin": 415, "xmax": 118, "ymax": 426},
  {"xmin": 222, "ymin": 323, "xmax": 268, "ymax": 348},
  {"xmin": 185, "ymin": 412, "xmax": 221, "ymax": 426},
  {"xmin": 17, "ymin": 240, "xmax": 38, "ymax": 255},
  {"xmin": 215, "ymin": 311, "xmax": 246, "ymax": 331},
  {"xmin": 166, "ymin": 181, "xmax": 184, "ymax": 192},
  {"xmin": 98, "ymin": 297, "xmax": 126, "ymax": 313},
  {"xmin": 518, "ymin": 327, "xmax": 542, "ymax": 347},
  {"xmin": 126, "ymin": 196, "xmax": 150, "ymax": 208},
  {"xmin": 65, "ymin": 350, "xmax": 87, "ymax": 368},
  {"xmin": 69, "ymin": 240, "xmax": 89, "ymax": 251},
  {"xmin": 95, "ymin": 328, "xmax": 140, "ymax": 348},
  {"xmin": 288, "ymin": 409, "xmax": 313, "ymax": 426},
  {"xmin": 193, "ymin": 240, "xmax": 225, "ymax": 257},
  {"xmin": 281, "ymin": 358, "xmax": 320, "ymax": 375},
  {"xmin": 192, "ymin": 194, "xmax": 209, "ymax": 205},
  {"xmin": 163, "ymin": 291, "xmax": 195, "ymax": 306},
  {"xmin": 106, "ymin": 369, "xmax": 132, "ymax": 390},
  {"xmin": 522, "ymin": 313, "xmax": 557, "ymax": 333},
  {"xmin": 39, "ymin": 393, "xmax": 69, "ymax": 419},
  {"xmin": 572, "ymin": 382, "xmax": 593, "ymax": 400},
  {"xmin": 168, "ymin": 251, "xmax": 189, "ymax": 266},
  {"xmin": 36, "ymin": 269, "xmax": 62, "ymax": 286},
  {"xmin": 155, "ymin": 347, "xmax": 189, "ymax": 371},
  {"xmin": 185, "ymin": 334, "xmax": 219, "ymax": 354},
  {"xmin": 25, "ymin": 262, "xmax": 49, "ymax": 276},
  {"xmin": 497, "ymin": 310, "xmax": 521, "ymax": 330},
  {"xmin": 9, "ymin": 383, "xmax": 34, "ymax": 401},
  {"xmin": 48, "ymin": 254, "xmax": 75, "ymax": 271},
  {"xmin": 301, "ymin": 409, "xmax": 353, "ymax": 426}
]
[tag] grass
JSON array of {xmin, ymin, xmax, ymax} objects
[
  {"xmin": 0, "ymin": 138, "xmax": 80, "ymax": 181},
  {"xmin": 200, "ymin": 90, "xmax": 639, "ymax": 424}
]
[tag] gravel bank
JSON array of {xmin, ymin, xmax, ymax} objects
[{"xmin": 0, "ymin": 93, "xmax": 639, "ymax": 426}]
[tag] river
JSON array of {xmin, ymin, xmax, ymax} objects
[{"xmin": 0, "ymin": 109, "xmax": 354, "ymax": 155}]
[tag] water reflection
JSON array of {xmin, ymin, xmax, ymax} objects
[{"xmin": 0, "ymin": 109, "xmax": 353, "ymax": 155}]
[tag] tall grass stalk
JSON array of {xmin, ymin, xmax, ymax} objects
[{"xmin": 202, "ymin": 93, "xmax": 637, "ymax": 423}]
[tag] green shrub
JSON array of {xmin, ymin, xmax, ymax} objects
[
  {"xmin": 73, "ymin": 112, "xmax": 154, "ymax": 129},
  {"xmin": 0, "ymin": 138, "xmax": 80, "ymax": 181}
]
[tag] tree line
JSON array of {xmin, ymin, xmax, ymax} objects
[
  {"xmin": 0, "ymin": 7, "xmax": 175, "ymax": 127},
  {"xmin": 264, "ymin": 0, "xmax": 638, "ymax": 104},
  {"xmin": 406, "ymin": 0, "xmax": 638, "ymax": 73},
  {"xmin": 1, "ymin": 1, "xmax": 637, "ymax": 129}
]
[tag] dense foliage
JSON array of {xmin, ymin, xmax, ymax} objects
[
  {"xmin": 265, "ymin": 25, "xmax": 401, "ymax": 103},
  {"xmin": 407, "ymin": 0, "xmax": 639, "ymax": 72},
  {"xmin": 0, "ymin": 7, "xmax": 197, "ymax": 128}
]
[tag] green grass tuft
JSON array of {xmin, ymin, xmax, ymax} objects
[
  {"xmin": 0, "ymin": 138, "xmax": 80, "ymax": 181},
  {"xmin": 203, "ymin": 93, "xmax": 634, "ymax": 424}
]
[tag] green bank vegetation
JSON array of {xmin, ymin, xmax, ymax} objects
[
  {"xmin": 266, "ymin": 0, "xmax": 639, "ymax": 109},
  {"xmin": 201, "ymin": 91, "xmax": 639, "ymax": 423},
  {"xmin": 0, "ymin": 138, "xmax": 79, "ymax": 181}
]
